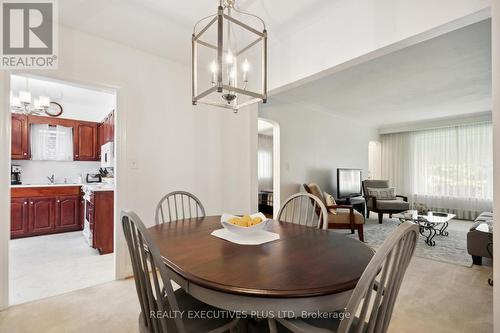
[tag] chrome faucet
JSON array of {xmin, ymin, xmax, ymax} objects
[{"xmin": 47, "ymin": 174, "xmax": 55, "ymax": 184}]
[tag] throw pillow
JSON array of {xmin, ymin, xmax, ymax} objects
[
  {"xmin": 366, "ymin": 187, "xmax": 396, "ymax": 200},
  {"xmin": 324, "ymin": 192, "xmax": 337, "ymax": 214}
]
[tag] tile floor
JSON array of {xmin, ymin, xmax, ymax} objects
[{"xmin": 9, "ymin": 231, "xmax": 114, "ymax": 305}]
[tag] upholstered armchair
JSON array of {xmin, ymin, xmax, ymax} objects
[
  {"xmin": 303, "ymin": 183, "xmax": 364, "ymax": 241},
  {"xmin": 362, "ymin": 180, "xmax": 409, "ymax": 224}
]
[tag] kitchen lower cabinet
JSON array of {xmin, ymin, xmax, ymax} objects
[
  {"xmin": 11, "ymin": 186, "xmax": 83, "ymax": 239},
  {"xmin": 85, "ymin": 190, "xmax": 114, "ymax": 254},
  {"xmin": 30, "ymin": 197, "xmax": 56, "ymax": 234},
  {"xmin": 10, "ymin": 198, "xmax": 29, "ymax": 237},
  {"xmin": 56, "ymin": 195, "xmax": 80, "ymax": 231},
  {"xmin": 79, "ymin": 194, "xmax": 85, "ymax": 229}
]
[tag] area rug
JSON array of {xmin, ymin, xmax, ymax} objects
[{"xmin": 344, "ymin": 217, "xmax": 473, "ymax": 267}]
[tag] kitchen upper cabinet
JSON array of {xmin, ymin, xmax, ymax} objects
[
  {"xmin": 11, "ymin": 114, "xmax": 29, "ymax": 160},
  {"xmin": 74, "ymin": 122, "xmax": 98, "ymax": 161},
  {"xmin": 97, "ymin": 122, "xmax": 104, "ymax": 159},
  {"xmin": 11, "ymin": 198, "xmax": 29, "ymax": 237},
  {"xmin": 102, "ymin": 110, "xmax": 114, "ymax": 144},
  {"xmin": 30, "ymin": 197, "xmax": 56, "ymax": 234},
  {"xmin": 56, "ymin": 195, "xmax": 80, "ymax": 231},
  {"xmin": 17, "ymin": 115, "xmax": 100, "ymax": 162}
]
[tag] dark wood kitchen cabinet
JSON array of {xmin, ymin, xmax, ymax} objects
[
  {"xmin": 56, "ymin": 195, "xmax": 80, "ymax": 231},
  {"xmin": 74, "ymin": 122, "xmax": 98, "ymax": 161},
  {"xmin": 79, "ymin": 194, "xmax": 85, "ymax": 229},
  {"xmin": 97, "ymin": 123, "xmax": 104, "ymax": 159},
  {"xmin": 30, "ymin": 197, "xmax": 56, "ymax": 234},
  {"xmin": 101, "ymin": 110, "xmax": 114, "ymax": 144},
  {"xmin": 10, "ymin": 198, "xmax": 29, "ymax": 237},
  {"xmin": 22, "ymin": 115, "xmax": 100, "ymax": 161},
  {"xmin": 11, "ymin": 114, "xmax": 29, "ymax": 160},
  {"xmin": 89, "ymin": 190, "xmax": 114, "ymax": 254},
  {"xmin": 11, "ymin": 186, "xmax": 83, "ymax": 239}
]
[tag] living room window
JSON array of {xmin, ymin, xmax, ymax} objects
[{"xmin": 381, "ymin": 122, "xmax": 493, "ymax": 219}]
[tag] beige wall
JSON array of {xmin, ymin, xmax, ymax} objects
[
  {"xmin": 259, "ymin": 98, "xmax": 379, "ymax": 204},
  {"xmin": 0, "ymin": 26, "xmax": 255, "ymax": 308}
]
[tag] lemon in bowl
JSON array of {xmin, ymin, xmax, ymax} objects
[{"xmin": 221, "ymin": 213, "xmax": 270, "ymax": 235}]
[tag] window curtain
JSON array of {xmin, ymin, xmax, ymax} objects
[
  {"xmin": 381, "ymin": 122, "xmax": 493, "ymax": 219},
  {"xmin": 30, "ymin": 124, "xmax": 50, "ymax": 161},
  {"xmin": 258, "ymin": 134, "xmax": 273, "ymax": 191},
  {"xmin": 55, "ymin": 125, "xmax": 73, "ymax": 161},
  {"xmin": 31, "ymin": 124, "xmax": 74, "ymax": 161}
]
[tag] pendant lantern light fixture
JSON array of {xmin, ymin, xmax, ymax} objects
[{"xmin": 192, "ymin": 0, "xmax": 267, "ymax": 112}]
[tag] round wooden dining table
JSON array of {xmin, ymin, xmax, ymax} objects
[{"xmin": 147, "ymin": 216, "xmax": 374, "ymax": 315}]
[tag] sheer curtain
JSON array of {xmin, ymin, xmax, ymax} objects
[
  {"xmin": 55, "ymin": 125, "xmax": 73, "ymax": 161},
  {"xmin": 258, "ymin": 134, "xmax": 273, "ymax": 191},
  {"xmin": 30, "ymin": 124, "xmax": 51, "ymax": 160},
  {"xmin": 381, "ymin": 122, "xmax": 493, "ymax": 219},
  {"xmin": 31, "ymin": 124, "xmax": 74, "ymax": 161}
]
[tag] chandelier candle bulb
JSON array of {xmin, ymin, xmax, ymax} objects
[
  {"xmin": 19, "ymin": 90, "xmax": 31, "ymax": 104},
  {"xmin": 210, "ymin": 61, "xmax": 218, "ymax": 85},
  {"xmin": 242, "ymin": 59, "xmax": 250, "ymax": 82},
  {"xmin": 38, "ymin": 96, "xmax": 51, "ymax": 108}
]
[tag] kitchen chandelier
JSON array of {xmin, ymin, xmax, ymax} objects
[
  {"xmin": 192, "ymin": 0, "xmax": 267, "ymax": 112},
  {"xmin": 11, "ymin": 90, "xmax": 51, "ymax": 115}
]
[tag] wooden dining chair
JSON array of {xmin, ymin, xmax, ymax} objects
[
  {"xmin": 155, "ymin": 191, "xmax": 206, "ymax": 224},
  {"xmin": 270, "ymin": 222, "xmax": 419, "ymax": 333},
  {"xmin": 121, "ymin": 210, "xmax": 240, "ymax": 333},
  {"xmin": 277, "ymin": 193, "xmax": 328, "ymax": 229}
]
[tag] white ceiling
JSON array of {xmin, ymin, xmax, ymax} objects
[
  {"xmin": 267, "ymin": 19, "xmax": 492, "ymax": 128},
  {"xmin": 11, "ymin": 75, "xmax": 116, "ymax": 122},
  {"xmin": 58, "ymin": 0, "xmax": 330, "ymax": 65}
]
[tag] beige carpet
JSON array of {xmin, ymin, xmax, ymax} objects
[{"xmin": 0, "ymin": 256, "xmax": 492, "ymax": 333}]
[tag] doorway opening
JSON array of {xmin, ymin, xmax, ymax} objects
[
  {"xmin": 9, "ymin": 74, "xmax": 117, "ymax": 305},
  {"xmin": 257, "ymin": 118, "xmax": 280, "ymax": 218}
]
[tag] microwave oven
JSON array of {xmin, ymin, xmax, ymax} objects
[{"xmin": 101, "ymin": 142, "xmax": 114, "ymax": 168}]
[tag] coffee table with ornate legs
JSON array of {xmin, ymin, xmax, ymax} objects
[{"xmin": 394, "ymin": 210, "xmax": 455, "ymax": 246}]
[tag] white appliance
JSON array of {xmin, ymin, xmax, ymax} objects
[
  {"xmin": 101, "ymin": 142, "xmax": 114, "ymax": 168},
  {"xmin": 82, "ymin": 183, "xmax": 114, "ymax": 247},
  {"xmin": 82, "ymin": 185, "xmax": 93, "ymax": 246}
]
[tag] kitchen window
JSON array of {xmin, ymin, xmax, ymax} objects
[{"xmin": 31, "ymin": 124, "xmax": 74, "ymax": 161}]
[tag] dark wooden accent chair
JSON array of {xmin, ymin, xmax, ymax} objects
[
  {"xmin": 362, "ymin": 180, "xmax": 409, "ymax": 224},
  {"xmin": 304, "ymin": 183, "xmax": 364, "ymax": 242}
]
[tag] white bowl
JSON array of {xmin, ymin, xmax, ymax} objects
[{"xmin": 221, "ymin": 213, "xmax": 270, "ymax": 235}]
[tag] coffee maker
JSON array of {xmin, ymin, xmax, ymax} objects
[{"xmin": 11, "ymin": 165, "xmax": 22, "ymax": 185}]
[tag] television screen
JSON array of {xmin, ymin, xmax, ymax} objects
[{"xmin": 337, "ymin": 169, "xmax": 362, "ymax": 198}]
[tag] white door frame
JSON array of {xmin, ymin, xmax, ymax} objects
[
  {"xmin": 0, "ymin": 72, "xmax": 123, "ymax": 309},
  {"xmin": 257, "ymin": 118, "xmax": 280, "ymax": 218}
]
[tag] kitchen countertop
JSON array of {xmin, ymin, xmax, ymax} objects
[
  {"xmin": 11, "ymin": 183, "xmax": 85, "ymax": 188},
  {"xmin": 11, "ymin": 183, "xmax": 115, "ymax": 191}
]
